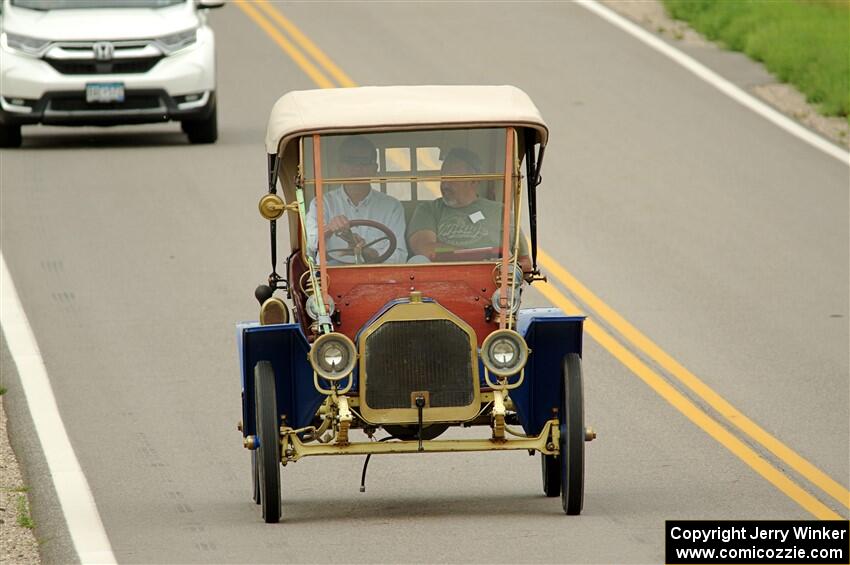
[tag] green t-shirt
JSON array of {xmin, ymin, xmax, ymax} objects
[{"xmin": 408, "ymin": 198, "xmax": 528, "ymax": 255}]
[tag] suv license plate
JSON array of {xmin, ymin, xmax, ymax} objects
[{"xmin": 85, "ymin": 83, "xmax": 125, "ymax": 103}]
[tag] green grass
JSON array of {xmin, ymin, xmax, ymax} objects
[
  {"xmin": 663, "ymin": 0, "xmax": 850, "ymax": 122},
  {"xmin": 0, "ymin": 386, "xmax": 7, "ymax": 395},
  {"xmin": 17, "ymin": 494, "xmax": 34, "ymax": 529}
]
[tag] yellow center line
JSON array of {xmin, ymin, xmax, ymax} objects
[
  {"xmin": 255, "ymin": 0, "xmax": 357, "ymax": 88},
  {"xmin": 539, "ymin": 249, "xmax": 850, "ymax": 511},
  {"xmin": 239, "ymin": 3, "xmax": 849, "ymax": 518},
  {"xmin": 536, "ymin": 282, "xmax": 842, "ymax": 520},
  {"xmin": 233, "ymin": 0, "xmax": 334, "ymax": 89}
]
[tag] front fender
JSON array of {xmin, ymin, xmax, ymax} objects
[
  {"xmin": 511, "ymin": 308, "xmax": 585, "ymax": 436},
  {"xmin": 237, "ymin": 322, "xmax": 323, "ymax": 437}
]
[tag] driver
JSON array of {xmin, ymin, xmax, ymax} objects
[
  {"xmin": 305, "ymin": 136, "xmax": 407, "ymax": 264},
  {"xmin": 408, "ymin": 147, "xmax": 529, "ymax": 266}
]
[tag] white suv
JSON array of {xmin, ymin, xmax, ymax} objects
[{"xmin": 0, "ymin": 0, "xmax": 223, "ymax": 147}]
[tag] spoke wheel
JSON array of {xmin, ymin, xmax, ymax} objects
[
  {"xmin": 560, "ymin": 353, "xmax": 585, "ymax": 515},
  {"xmin": 541, "ymin": 453, "xmax": 560, "ymax": 497},
  {"xmin": 254, "ymin": 361, "xmax": 281, "ymax": 523}
]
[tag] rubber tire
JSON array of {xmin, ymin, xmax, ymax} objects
[
  {"xmin": 541, "ymin": 453, "xmax": 560, "ymax": 497},
  {"xmin": 560, "ymin": 353, "xmax": 585, "ymax": 515},
  {"xmin": 255, "ymin": 361, "xmax": 281, "ymax": 523},
  {"xmin": 0, "ymin": 124, "xmax": 22, "ymax": 148},
  {"xmin": 183, "ymin": 103, "xmax": 218, "ymax": 144}
]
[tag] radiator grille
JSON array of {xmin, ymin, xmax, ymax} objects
[
  {"xmin": 46, "ymin": 57, "xmax": 162, "ymax": 75},
  {"xmin": 364, "ymin": 319, "xmax": 473, "ymax": 409}
]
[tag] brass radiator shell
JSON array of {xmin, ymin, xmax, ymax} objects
[{"xmin": 358, "ymin": 301, "xmax": 480, "ymax": 425}]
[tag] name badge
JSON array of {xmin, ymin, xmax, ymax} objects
[{"xmin": 469, "ymin": 211, "xmax": 485, "ymax": 223}]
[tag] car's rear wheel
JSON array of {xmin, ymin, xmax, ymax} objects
[
  {"xmin": 560, "ymin": 353, "xmax": 585, "ymax": 515},
  {"xmin": 182, "ymin": 103, "xmax": 217, "ymax": 144},
  {"xmin": 541, "ymin": 453, "xmax": 560, "ymax": 497},
  {"xmin": 0, "ymin": 124, "xmax": 22, "ymax": 148},
  {"xmin": 254, "ymin": 361, "xmax": 281, "ymax": 523}
]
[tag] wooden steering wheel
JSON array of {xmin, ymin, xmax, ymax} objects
[{"xmin": 326, "ymin": 219, "xmax": 397, "ymax": 264}]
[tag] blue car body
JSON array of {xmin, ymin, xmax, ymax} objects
[{"xmin": 237, "ymin": 306, "xmax": 583, "ymax": 439}]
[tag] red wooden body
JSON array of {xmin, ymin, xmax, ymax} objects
[{"xmin": 289, "ymin": 256, "xmax": 501, "ymax": 345}]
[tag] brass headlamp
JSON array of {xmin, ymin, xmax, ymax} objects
[
  {"xmin": 481, "ymin": 329, "xmax": 529, "ymax": 377},
  {"xmin": 309, "ymin": 332, "xmax": 357, "ymax": 381}
]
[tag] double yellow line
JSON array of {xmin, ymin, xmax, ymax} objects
[
  {"xmin": 235, "ymin": 0, "xmax": 849, "ymax": 520},
  {"xmin": 237, "ymin": 1, "xmax": 353, "ymax": 88}
]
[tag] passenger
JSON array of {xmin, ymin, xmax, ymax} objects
[
  {"xmin": 407, "ymin": 147, "xmax": 529, "ymax": 267},
  {"xmin": 305, "ymin": 137, "xmax": 407, "ymax": 264}
]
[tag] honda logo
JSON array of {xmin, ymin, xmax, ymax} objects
[{"xmin": 92, "ymin": 41, "xmax": 114, "ymax": 61}]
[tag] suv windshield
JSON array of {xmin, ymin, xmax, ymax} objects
[
  {"xmin": 299, "ymin": 128, "xmax": 525, "ymax": 266},
  {"xmin": 11, "ymin": 0, "xmax": 184, "ymax": 9}
]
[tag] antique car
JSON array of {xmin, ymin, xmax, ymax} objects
[{"xmin": 237, "ymin": 85, "xmax": 594, "ymax": 523}]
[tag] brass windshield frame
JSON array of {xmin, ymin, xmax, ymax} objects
[
  {"xmin": 299, "ymin": 127, "xmax": 522, "ymax": 270},
  {"xmin": 300, "ymin": 173, "xmax": 506, "ymax": 185}
]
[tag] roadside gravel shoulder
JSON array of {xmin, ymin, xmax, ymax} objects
[
  {"xmin": 0, "ymin": 396, "xmax": 40, "ymax": 565},
  {"xmin": 601, "ymin": 0, "xmax": 849, "ymax": 149}
]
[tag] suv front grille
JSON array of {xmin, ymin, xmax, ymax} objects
[
  {"xmin": 364, "ymin": 319, "xmax": 474, "ymax": 409},
  {"xmin": 46, "ymin": 57, "xmax": 162, "ymax": 75}
]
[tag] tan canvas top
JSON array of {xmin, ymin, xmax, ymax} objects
[{"xmin": 265, "ymin": 85, "xmax": 548, "ymax": 154}]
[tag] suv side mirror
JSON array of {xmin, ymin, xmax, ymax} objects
[{"xmin": 196, "ymin": 0, "xmax": 225, "ymax": 9}]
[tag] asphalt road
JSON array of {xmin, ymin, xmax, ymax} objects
[{"xmin": 1, "ymin": 2, "xmax": 847, "ymax": 563}]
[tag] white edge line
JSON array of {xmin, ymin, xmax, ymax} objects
[
  {"xmin": 577, "ymin": 0, "xmax": 850, "ymax": 167},
  {"xmin": 0, "ymin": 252, "xmax": 117, "ymax": 565}
]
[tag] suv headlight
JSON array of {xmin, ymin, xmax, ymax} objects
[
  {"xmin": 309, "ymin": 333, "xmax": 357, "ymax": 381},
  {"xmin": 481, "ymin": 329, "xmax": 529, "ymax": 377},
  {"xmin": 2, "ymin": 32, "xmax": 51, "ymax": 57},
  {"xmin": 155, "ymin": 27, "xmax": 198, "ymax": 54}
]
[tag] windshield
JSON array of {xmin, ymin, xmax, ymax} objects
[
  {"xmin": 11, "ymin": 0, "xmax": 184, "ymax": 9},
  {"xmin": 299, "ymin": 128, "xmax": 525, "ymax": 267}
]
